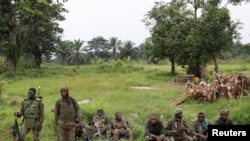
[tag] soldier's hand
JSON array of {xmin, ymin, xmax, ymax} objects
[
  {"xmin": 200, "ymin": 134, "xmax": 207, "ymax": 140},
  {"xmin": 155, "ymin": 136, "xmax": 161, "ymax": 141},
  {"xmin": 14, "ymin": 112, "xmax": 19, "ymax": 117},
  {"xmin": 180, "ymin": 126, "xmax": 187, "ymax": 131},
  {"xmin": 37, "ymin": 123, "xmax": 42, "ymax": 131},
  {"xmin": 170, "ymin": 130, "xmax": 178, "ymax": 135}
]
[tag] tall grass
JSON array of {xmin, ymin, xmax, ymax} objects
[{"xmin": 0, "ymin": 62, "xmax": 249, "ymax": 141}]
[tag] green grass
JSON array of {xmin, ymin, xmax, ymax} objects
[{"xmin": 0, "ymin": 62, "xmax": 250, "ymax": 141}]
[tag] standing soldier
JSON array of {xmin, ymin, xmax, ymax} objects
[
  {"xmin": 89, "ymin": 109, "xmax": 111, "ymax": 139},
  {"xmin": 144, "ymin": 113, "xmax": 167, "ymax": 141},
  {"xmin": 14, "ymin": 88, "xmax": 44, "ymax": 141},
  {"xmin": 192, "ymin": 112, "xmax": 209, "ymax": 141},
  {"xmin": 111, "ymin": 112, "xmax": 133, "ymax": 141},
  {"xmin": 54, "ymin": 87, "xmax": 83, "ymax": 141},
  {"xmin": 165, "ymin": 109, "xmax": 196, "ymax": 141},
  {"xmin": 214, "ymin": 109, "xmax": 233, "ymax": 125}
]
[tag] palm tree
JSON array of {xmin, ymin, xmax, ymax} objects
[
  {"xmin": 118, "ymin": 40, "xmax": 139, "ymax": 60},
  {"xmin": 137, "ymin": 43, "xmax": 147, "ymax": 61},
  {"xmin": 67, "ymin": 39, "xmax": 88, "ymax": 65},
  {"xmin": 109, "ymin": 37, "xmax": 122, "ymax": 60},
  {"xmin": 56, "ymin": 40, "xmax": 73, "ymax": 65}
]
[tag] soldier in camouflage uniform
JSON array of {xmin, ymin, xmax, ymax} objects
[
  {"xmin": 165, "ymin": 109, "xmax": 196, "ymax": 141},
  {"xmin": 110, "ymin": 112, "xmax": 133, "ymax": 141},
  {"xmin": 192, "ymin": 112, "xmax": 209, "ymax": 141},
  {"xmin": 144, "ymin": 113, "xmax": 167, "ymax": 141},
  {"xmin": 54, "ymin": 87, "xmax": 83, "ymax": 141},
  {"xmin": 14, "ymin": 88, "xmax": 44, "ymax": 141},
  {"xmin": 75, "ymin": 118, "xmax": 91, "ymax": 141},
  {"xmin": 89, "ymin": 109, "xmax": 111, "ymax": 139},
  {"xmin": 214, "ymin": 109, "xmax": 233, "ymax": 125}
]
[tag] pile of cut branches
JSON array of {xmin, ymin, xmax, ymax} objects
[{"xmin": 183, "ymin": 72, "xmax": 250, "ymax": 103}]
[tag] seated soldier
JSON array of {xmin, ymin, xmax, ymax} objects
[
  {"xmin": 75, "ymin": 118, "xmax": 91, "ymax": 141},
  {"xmin": 144, "ymin": 113, "xmax": 168, "ymax": 141},
  {"xmin": 110, "ymin": 112, "xmax": 133, "ymax": 141},
  {"xmin": 192, "ymin": 112, "xmax": 210, "ymax": 141},
  {"xmin": 165, "ymin": 109, "xmax": 196, "ymax": 141},
  {"xmin": 214, "ymin": 109, "xmax": 233, "ymax": 125},
  {"xmin": 89, "ymin": 109, "xmax": 111, "ymax": 139}
]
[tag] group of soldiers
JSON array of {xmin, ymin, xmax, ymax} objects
[
  {"xmin": 13, "ymin": 87, "xmax": 133, "ymax": 141},
  {"xmin": 13, "ymin": 87, "xmax": 233, "ymax": 141},
  {"xmin": 145, "ymin": 109, "xmax": 232, "ymax": 141},
  {"xmin": 75, "ymin": 109, "xmax": 134, "ymax": 141}
]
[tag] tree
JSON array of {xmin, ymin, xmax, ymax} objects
[
  {"xmin": 85, "ymin": 36, "xmax": 110, "ymax": 60},
  {"xmin": 144, "ymin": 0, "xmax": 246, "ymax": 77},
  {"xmin": 67, "ymin": 39, "xmax": 88, "ymax": 65},
  {"xmin": 55, "ymin": 40, "xmax": 74, "ymax": 65},
  {"xmin": 137, "ymin": 42, "xmax": 147, "ymax": 61},
  {"xmin": 0, "ymin": 0, "xmax": 22, "ymax": 71},
  {"xmin": 0, "ymin": 0, "xmax": 67, "ymax": 70},
  {"xmin": 20, "ymin": 0, "xmax": 67, "ymax": 69},
  {"xmin": 109, "ymin": 37, "xmax": 122, "ymax": 61},
  {"xmin": 199, "ymin": 1, "xmax": 240, "ymax": 73},
  {"xmin": 118, "ymin": 40, "xmax": 139, "ymax": 60},
  {"xmin": 182, "ymin": 0, "xmax": 248, "ymax": 76},
  {"xmin": 144, "ymin": 1, "xmax": 193, "ymax": 74}
]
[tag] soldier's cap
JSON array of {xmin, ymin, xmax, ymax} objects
[
  {"xmin": 174, "ymin": 108, "xmax": 183, "ymax": 114},
  {"xmin": 97, "ymin": 109, "xmax": 103, "ymax": 112},
  {"xmin": 220, "ymin": 109, "xmax": 229, "ymax": 114}
]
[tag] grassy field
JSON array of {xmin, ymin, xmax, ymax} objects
[{"xmin": 0, "ymin": 62, "xmax": 250, "ymax": 141}]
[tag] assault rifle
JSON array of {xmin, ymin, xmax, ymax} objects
[
  {"xmin": 94, "ymin": 127, "xmax": 101, "ymax": 139},
  {"xmin": 12, "ymin": 116, "xmax": 20, "ymax": 141}
]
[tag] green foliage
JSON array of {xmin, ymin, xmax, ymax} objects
[
  {"xmin": 0, "ymin": 0, "xmax": 68, "ymax": 69},
  {"xmin": 0, "ymin": 57, "xmax": 4, "ymax": 73},
  {"xmin": 92, "ymin": 57, "xmax": 142, "ymax": 73},
  {"xmin": 143, "ymin": 0, "xmax": 242, "ymax": 77}
]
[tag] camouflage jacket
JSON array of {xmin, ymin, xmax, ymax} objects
[
  {"xmin": 192, "ymin": 119, "xmax": 209, "ymax": 136},
  {"xmin": 214, "ymin": 118, "xmax": 233, "ymax": 125},
  {"xmin": 111, "ymin": 119, "xmax": 129, "ymax": 130},
  {"xmin": 92, "ymin": 115, "xmax": 107, "ymax": 128},
  {"xmin": 19, "ymin": 97, "xmax": 44, "ymax": 124},
  {"xmin": 144, "ymin": 120, "xmax": 165, "ymax": 138},
  {"xmin": 165, "ymin": 117, "xmax": 191, "ymax": 136},
  {"xmin": 55, "ymin": 96, "xmax": 82, "ymax": 123}
]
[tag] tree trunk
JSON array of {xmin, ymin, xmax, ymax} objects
[
  {"xmin": 112, "ymin": 48, "xmax": 116, "ymax": 61},
  {"xmin": 188, "ymin": 60, "xmax": 201, "ymax": 77},
  {"xmin": 4, "ymin": 35, "xmax": 18, "ymax": 72},
  {"xmin": 213, "ymin": 53, "xmax": 219, "ymax": 73},
  {"xmin": 34, "ymin": 49, "xmax": 42, "ymax": 69},
  {"xmin": 61, "ymin": 53, "xmax": 67, "ymax": 65},
  {"xmin": 170, "ymin": 57, "xmax": 175, "ymax": 74},
  {"xmin": 200, "ymin": 61, "xmax": 206, "ymax": 79},
  {"xmin": 3, "ymin": 58, "xmax": 15, "ymax": 72},
  {"xmin": 3, "ymin": 7, "xmax": 20, "ymax": 72}
]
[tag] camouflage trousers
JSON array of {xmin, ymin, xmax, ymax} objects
[
  {"xmin": 57, "ymin": 119, "xmax": 76, "ymax": 141},
  {"xmin": 19, "ymin": 120, "xmax": 41, "ymax": 141},
  {"xmin": 145, "ymin": 136, "xmax": 168, "ymax": 141},
  {"xmin": 168, "ymin": 134, "xmax": 197, "ymax": 141},
  {"xmin": 89, "ymin": 125, "xmax": 111, "ymax": 136},
  {"xmin": 111, "ymin": 128, "xmax": 133, "ymax": 141}
]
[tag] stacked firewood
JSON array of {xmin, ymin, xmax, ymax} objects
[{"xmin": 183, "ymin": 72, "xmax": 250, "ymax": 103}]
